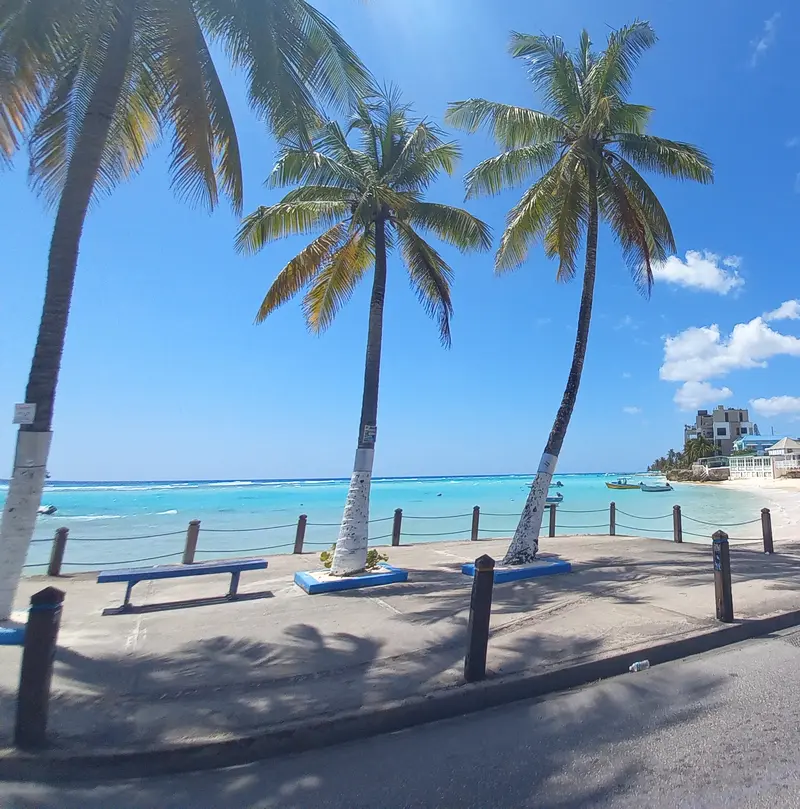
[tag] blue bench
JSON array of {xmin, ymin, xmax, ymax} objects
[{"xmin": 97, "ymin": 558, "xmax": 268, "ymax": 611}]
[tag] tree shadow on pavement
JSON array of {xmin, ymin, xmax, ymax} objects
[{"xmin": 0, "ymin": 658, "xmax": 729, "ymax": 809}]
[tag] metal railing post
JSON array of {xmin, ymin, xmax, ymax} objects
[
  {"xmin": 182, "ymin": 520, "xmax": 200, "ymax": 564},
  {"xmin": 392, "ymin": 509, "xmax": 403, "ymax": 547},
  {"xmin": 673, "ymin": 505, "xmax": 683, "ymax": 544},
  {"xmin": 609, "ymin": 502, "xmax": 616, "ymax": 536},
  {"xmin": 47, "ymin": 528, "xmax": 69, "ymax": 577},
  {"xmin": 294, "ymin": 515, "xmax": 308, "ymax": 554},
  {"xmin": 471, "ymin": 506, "xmax": 480, "ymax": 541}
]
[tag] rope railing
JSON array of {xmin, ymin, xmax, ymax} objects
[{"xmin": 25, "ymin": 499, "xmax": 778, "ymax": 574}]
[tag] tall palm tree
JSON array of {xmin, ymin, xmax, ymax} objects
[
  {"xmin": 446, "ymin": 22, "xmax": 713, "ymax": 565},
  {"xmin": 686, "ymin": 435, "xmax": 716, "ymax": 463},
  {"xmin": 0, "ymin": 0, "xmax": 372, "ymax": 617},
  {"xmin": 237, "ymin": 91, "xmax": 491, "ymax": 575}
]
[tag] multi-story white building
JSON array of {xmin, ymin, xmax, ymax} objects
[
  {"xmin": 684, "ymin": 405, "xmax": 759, "ymax": 455},
  {"xmin": 729, "ymin": 437, "xmax": 800, "ymax": 479}
]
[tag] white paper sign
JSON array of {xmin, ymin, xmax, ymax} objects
[{"xmin": 13, "ymin": 403, "xmax": 36, "ymax": 425}]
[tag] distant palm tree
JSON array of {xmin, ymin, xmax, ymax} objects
[
  {"xmin": 0, "ymin": 0, "xmax": 371, "ymax": 617},
  {"xmin": 685, "ymin": 436, "xmax": 716, "ymax": 463},
  {"xmin": 237, "ymin": 90, "xmax": 491, "ymax": 574},
  {"xmin": 446, "ymin": 22, "xmax": 713, "ymax": 565}
]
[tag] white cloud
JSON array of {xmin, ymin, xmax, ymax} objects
[
  {"xmin": 674, "ymin": 382, "xmax": 733, "ymax": 411},
  {"xmin": 660, "ymin": 317, "xmax": 800, "ymax": 384},
  {"xmin": 621, "ymin": 371, "xmax": 632, "ymax": 379},
  {"xmin": 622, "ymin": 406, "xmax": 642, "ymax": 415},
  {"xmin": 750, "ymin": 396, "xmax": 800, "ymax": 417},
  {"xmin": 764, "ymin": 300, "xmax": 800, "ymax": 321},
  {"xmin": 750, "ymin": 12, "xmax": 781, "ymax": 67},
  {"xmin": 652, "ymin": 250, "xmax": 744, "ymax": 295},
  {"xmin": 787, "ymin": 136, "xmax": 800, "ymax": 148},
  {"xmin": 535, "ymin": 317, "xmax": 552, "ymax": 327}
]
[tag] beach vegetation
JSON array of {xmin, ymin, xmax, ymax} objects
[
  {"xmin": 447, "ymin": 21, "xmax": 713, "ymax": 565},
  {"xmin": 0, "ymin": 0, "xmax": 371, "ymax": 618},
  {"xmin": 238, "ymin": 88, "xmax": 491, "ymax": 575}
]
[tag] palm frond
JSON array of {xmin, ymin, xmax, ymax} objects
[
  {"xmin": 303, "ymin": 228, "xmax": 373, "ymax": 332},
  {"xmin": 445, "ymin": 99, "xmax": 570, "ymax": 149},
  {"xmin": 508, "ymin": 33, "xmax": 583, "ymax": 123},
  {"xmin": 614, "ymin": 133, "xmax": 714, "ymax": 183},
  {"xmin": 588, "ymin": 20, "xmax": 657, "ymax": 101},
  {"xmin": 395, "ymin": 221, "xmax": 454, "ymax": 348},
  {"xmin": 268, "ymin": 146, "xmax": 363, "ymax": 190},
  {"xmin": 235, "ymin": 200, "xmax": 349, "ymax": 251},
  {"xmin": 495, "ymin": 158, "xmax": 565, "ymax": 272},
  {"xmin": 404, "ymin": 201, "xmax": 492, "ymax": 252},
  {"xmin": 607, "ymin": 103, "xmax": 652, "ymax": 135},
  {"xmin": 383, "ymin": 120, "xmax": 456, "ymax": 189},
  {"xmin": 254, "ymin": 222, "xmax": 349, "ymax": 321},
  {"xmin": 543, "ymin": 156, "xmax": 588, "ymax": 282},
  {"xmin": 464, "ymin": 143, "xmax": 560, "ymax": 198}
]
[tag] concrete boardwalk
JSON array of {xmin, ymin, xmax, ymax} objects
[{"xmin": 2, "ymin": 534, "xmax": 800, "ymax": 755}]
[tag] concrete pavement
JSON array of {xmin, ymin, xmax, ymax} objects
[
  {"xmin": 2, "ymin": 534, "xmax": 800, "ymax": 765},
  {"xmin": 4, "ymin": 628, "xmax": 800, "ymax": 806}
]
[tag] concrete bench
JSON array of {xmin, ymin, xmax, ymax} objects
[{"xmin": 97, "ymin": 558, "xmax": 268, "ymax": 611}]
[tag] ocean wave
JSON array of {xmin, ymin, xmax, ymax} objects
[
  {"xmin": 156, "ymin": 509, "xmax": 178, "ymax": 515},
  {"xmin": 67, "ymin": 515, "xmax": 124, "ymax": 521}
]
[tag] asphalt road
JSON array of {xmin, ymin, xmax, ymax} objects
[{"xmin": 4, "ymin": 630, "xmax": 800, "ymax": 808}]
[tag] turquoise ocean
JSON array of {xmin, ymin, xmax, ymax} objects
[{"xmin": 1, "ymin": 473, "xmax": 765, "ymax": 573}]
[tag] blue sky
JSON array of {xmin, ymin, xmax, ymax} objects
[{"xmin": 1, "ymin": 0, "xmax": 800, "ymax": 480}]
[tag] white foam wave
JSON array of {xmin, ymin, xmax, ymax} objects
[
  {"xmin": 156, "ymin": 509, "xmax": 178, "ymax": 515},
  {"xmin": 67, "ymin": 515, "xmax": 123, "ymax": 521}
]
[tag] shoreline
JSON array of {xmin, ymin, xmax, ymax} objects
[{"xmin": 715, "ymin": 478, "xmax": 800, "ymax": 536}]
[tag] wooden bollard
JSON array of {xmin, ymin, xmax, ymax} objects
[
  {"xmin": 548, "ymin": 504, "xmax": 557, "ymax": 538},
  {"xmin": 47, "ymin": 528, "xmax": 69, "ymax": 577},
  {"xmin": 182, "ymin": 520, "xmax": 200, "ymax": 565},
  {"xmin": 464, "ymin": 555, "xmax": 495, "ymax": 683},
  {"xmin": 392, "ymin": 509, "xmax": 403, "ymax": 547},
  {"xmin": 15, "ymin": 586, "xmax": 65, "ymax": 750},
  {"xmin": 762, "ymin": 508, "xmax": 774, "ymax": 554},
  {"xmin": 673, "ymin": 505, "xmax": 683, "ymax": 544},
  {"xmin": 609, "ymin": 502, "xmax": 616, "ymax": 536},
  {"xmin": 471, "ymin": 506, "xmax": 480, "ymax": 541},
  {"xmin": 294, "ymin": 514, "xmax": 307, "ymax": 554},
  {"xmin": 712, "ymin": 530, "xmax": 734, "ymax": 623}
]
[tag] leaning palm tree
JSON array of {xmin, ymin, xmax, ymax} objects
[
  {"xmin": 237, "ymin": 91, "xmax": 491, "ymax": 575},
  {"xmin": 446, "ymin": 22, "xmax": 713, "ymax": 565},
  {"xmin": 0, "ymin": 0, "xmax": 371, "ymax": 617}
]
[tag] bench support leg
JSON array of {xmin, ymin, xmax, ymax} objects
[
  {"xmin": 121, "ymin": 581, "xmax": 136, "ymax": 611},
  {"xmin": 227, "ymin": 571, "xmax": 241, "ymax": 600}
]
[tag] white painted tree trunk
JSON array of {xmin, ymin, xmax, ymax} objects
[
  {"xmin": 0, "ymin": 430, "xmax": 52, "ymax": 619},
  {"xmin": 502, "ymin": 452, "xmax": 557, "ymax": 566},
  {"xmin": 331, "ymin": 448, "xmax": 373, "ymax": 575}
]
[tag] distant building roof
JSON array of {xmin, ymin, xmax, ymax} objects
[
  {"xmin": 768, "ymin": 437, "xmax": 800, "ymax": 452},
  {"xmin": 733, "ymin": 435, "xmax": 777, "ymax": 446}
]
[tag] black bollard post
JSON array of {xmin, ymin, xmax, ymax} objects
[
  {"xmin": 182, "ymin": 520, "xmax": 200, "ymax": 565},
  {"xmin": 15, "ymin": 586, "xmax": 65, "ymax": 750},
  {"xmin": 464, "ymin": 555, "xmax": 495, "ymax": 683},
  {"xmin": 47, "ymin": 528, "xmax": 69, "ymax": 577},
  {"xmin": 712, "ymin": 530, "xmax": 734, "ymax": 623},
  {"xmin": 609, "ymin": 502, "xmax": 616, "ymax": 536},
  {"xmin": 761, "ymin": 508, "xmax": 774, "ymax": 554},
  {"xmin": 471, "ymin": 506, "xmax": 480, "ymax": 541},
  {"xmin": 673, "ymin": 505, "xmax": 683, "ymax": 544},
  {"xmin": 392, "ymin": 509, "xmax": 403, "ymax": 547},
  {"xmin": 293, "ymin": 515, "xmax": 308, "ymax": 554},
  {"xmin": 548, "ymin": 504, "xmax": 557, "ymax": 538}
]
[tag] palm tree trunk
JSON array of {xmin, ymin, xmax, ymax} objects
[
  {"xmin": 331, "ymin": 218, "xmax": 387, "ymax": 576},
  {"xmin": 0, "ymin": 8, "xmax": 135, "ymax": 619},
  {"xmin": 503, "ymin": 172, "xmax": 600, "ymax": 566}
]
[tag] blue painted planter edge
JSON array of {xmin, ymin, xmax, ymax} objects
[
  {"xmin": 294, "ymin": 564, "xmax": 409, "ymax": 595},
  {"xmin": 461, "ymin": 559, "xmax": 572, "ymax": 582}
]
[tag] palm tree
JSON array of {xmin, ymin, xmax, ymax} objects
[
  {"xmin": 237, "ymin": 90, "xmax": 491, "ymax": 575},
  {"xmin": 446, "ymin": 22, "xmax": 713, "ymax": 565},
  {"xmin": 0, "ymin": 0, "xmax": 372, "ymax": 617},
  {"xmin": 685, "ymin": 436, "xmax": 716, "ymax": 463}
]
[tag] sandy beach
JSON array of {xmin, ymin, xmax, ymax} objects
[{"xmin": 717, "ymin": 478, "xmax": 800, "ymax": 537}]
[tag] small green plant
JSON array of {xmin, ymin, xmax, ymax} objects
[{"xmin": 320, "ymin": 545, "xmax": 389, "ymax": 571}]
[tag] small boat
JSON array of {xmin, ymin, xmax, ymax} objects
[
  {"xmin": 546, "ymin": 493, "xmax": 563, "ymax": 504},
  {"xmin": 639, "ymin": 482, "xmax": 673, "ymax": 493},
  {"xmin": 37, "ymin": 505, "xmax": 57, "ymax": 515},
  {"xmin": 549, "ymin": 481, "xmax": 564, "ymax": 488},
  {"xmin": 605, "ymin": 478, "xmax": 639, "ymax": 490}
]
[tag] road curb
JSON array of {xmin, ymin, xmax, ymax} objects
[{"xmin": 4, "ymin": 608, "xmax": 800, "ymax": 783}]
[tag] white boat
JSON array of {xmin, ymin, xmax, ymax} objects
[
  {"xmin": 639, "ymin": 482, "xmax": 673, "ymax": 493},
  {"xmin": 546, "ymin": 493, "xmax": 563, "ymax": 504},
  {"xmin": 37, "ymin": 504, "xmax": 57, "ymax": 515}
]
